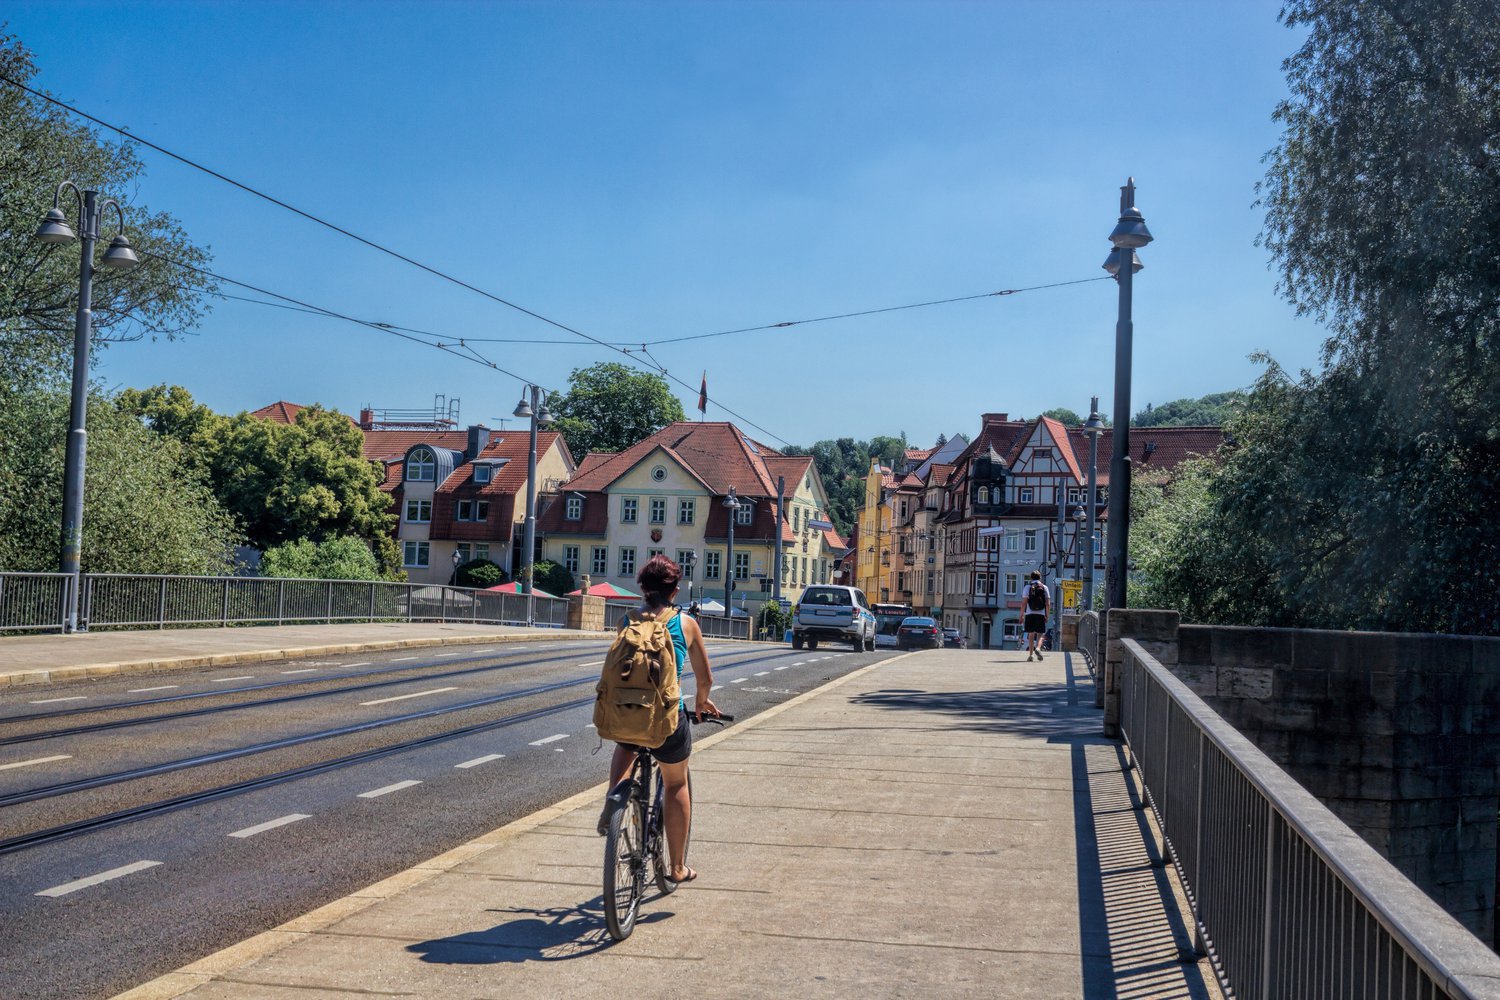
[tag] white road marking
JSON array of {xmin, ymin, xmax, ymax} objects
[
  {"xmin": 754, "ymin": 671, "xmax": 769, "ymax": 676},
  {"xmin": 392, "ymin": 656, "xmax": 418, "ymax": 662},
  {"xmin": 358, "ymin": 780, "xmax": 422, "ymax": 799},
  {"xmin": 344, "ymin": 661, "xmax": 371, "ymax": 668},
  {"xmin": 360, "ymin": 687, "xmax": 458, "ymax": 706},
  {"xmin": 791, "ymin": 661, "xmax": 807, "ymax": 666},
  {"xmin": 0, "ymin": 754, "xmax": 72, "ymax": 772},
  {"xmin": 578, "ymin": 660, "xmax": 603, "ymax": 668},
  {"xmin": 774, "ymin": 665, "xmax": 789, "ymax": 671},
  {"xmin": 730, "ymin": 677, "xmax": 748, "ymax": 684},
  {"xmin": 29, "ymin": 696, "xmax": 86, "ymax": 704},
  {"xmin": 228, "ymin": 814, "xmax": 310, "ymax": 839},
  {"xmin": 434, "ymin": 652, "xmax": 461, "ymax": 658},
  {"xmin": 129, "ymin": 685, "xmax": 179, "ymax": 693},
  {"xmin": 280, "ymin": 668, "xmax": 317, "ymax": 675},
  {"xmin": 37, "ymin": 860, "xmax": 161, "ymax": 898},
  {"xmin": 456, "ymin": 754, "xmax": 505, "ymax": 769},
  {"xmin": 474, "ymin": 648, "xmax": 497, "ymax": 653},
  {"xmin": 212, "ymin": 676, "xmax": 254, "ymax": 683},
  {"xmin": 530, "ymin": 733, "xmax": 570, "ymax": 746}
]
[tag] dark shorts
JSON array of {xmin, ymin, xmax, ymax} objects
[
  {"xmin": 618, "ymin": 708, "xmax": 692, "ymax": 765},
  {"xmin": 1024, "ymin": 613, "xmax": 1047, "ymax": 634}
]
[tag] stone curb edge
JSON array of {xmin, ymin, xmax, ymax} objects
[{"xmin": 110, "ymin": 651, "xmax": 912, "ymax": 1000}]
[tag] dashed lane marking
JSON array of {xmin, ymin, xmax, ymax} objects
[
  {"xmin": 358, "ymin": 780, "xmax": 422, "ymax": 799},
  {"xmin": 434, "ymin": 652, "xmax": 462, "ymax": 658},
  {"xmin": 529, "ymin": 733, "xmax": 570, "ymax": 746},
  {"xmin": 280, "ymin": 668, "xmax": 317, "ymax": 675},
  {"xmin": 212, "ymin": 676, "xmax": 254, "ymax": 683},
  {"xmin": 456, "ymin": 754, "xmax": 505, "ymax": 769},
  {"xmin": 730, "ymin": 678, "xmax": 748, "ymax": 684},
  {"xmin": 474, "ymin": 648, "xmax": 497, "ymax": 654},
  {"xmin": 360, "ymin": 687, "xmax": 458, "ymax": 706},
  {"xmin": 754, "ymin": 671, "xmax": 769, "ymax": 676},
  {"xmin": 37, "ymin": 860, "xmax": 161, "ymax": 898},
  {"xmin": 578, "ymin": 661, "xmax": 604, "ymax": 668},
  {"xmin": 391, "ymin": 656, "xmax": 418, "ymax": 662},
  {"xmin": 344, "ymin": 661, "xmax": 372, "ymax": 668},
  {"xmin": 29, "ymin": 696, "xmax": 86, "ymax": 704},
  {"xmin": 774, "ymin": 666, "xmax": 788, "ymax": 670},
  {"xmin": 0, "ymin": 754, "xmax": 72, "ymax": 771},
  {"xmin": 229, "ymin": 814, "xmax": 310, "ymax": 839},
  {"xmin": 129, "ymin": 685, "xmax": 179, "ymax": 693},
  {"xmin": 791, "ymin": 661, "xmax": 807, "ymax": 666}
]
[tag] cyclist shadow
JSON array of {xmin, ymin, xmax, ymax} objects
[{"xmin": 406, "ymin": 895, "xmax": 673, "ymax": 964}]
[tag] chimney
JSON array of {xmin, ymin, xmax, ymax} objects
[
  {"xmin": 466, "ymin": 424, "xmax": 491, "ymax": 461},
  {"xmin": 981, "ymin": 412, "xmax": 1009, "ymax": 424},
  {"xmin": 359, "ymin": 407, "xmax": 374, "ymax": 429}
]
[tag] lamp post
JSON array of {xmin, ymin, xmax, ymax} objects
[
  {"xmin": 513, "ymin": 385, "xmax": 554, "ymax": 627},
  {"xmin": 682, "ymin": 549, "xmax": 697, "ymax": 611},
  {"xmin": 451, "ymin": 548, "xmax": 462, "ymax": 586},
  {"xmin": 35, "ymin": 183, "xmax": 140, "ymax": 633},
  {"xmin": 722, "ymin": 487, "xmax": 741, "ymax": 612},
  {"xmin": 1071, "ymin": 506, "xmax": 1086, "ymax": 589},
  {"xmin": 1082, "ymin": 397, "xmax": 1105, "ymax": 612},
  {"xmin": 1103, "ymin": 178, "xmax": 1153, "ymax": 612}
]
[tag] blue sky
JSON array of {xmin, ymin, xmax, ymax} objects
[{"xmin": 6, "ymin": 1, "xmax": 1315, "ymax": 448}]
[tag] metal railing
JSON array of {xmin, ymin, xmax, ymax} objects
[
  {"xmin": 696, "ymin": 613, "xmax": 749, "ymax": 640},
  {"xmin": 0, "ymin": 572, "xmax": 569, "ymax": 633},
  {"xmin": 1119, "ymin": 637, "xmax": 1500, "ymax": 999}
]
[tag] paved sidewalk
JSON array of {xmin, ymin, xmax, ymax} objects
[
  {"xmin": 0, "ymin": 622, "xmax": 607, "ymax": 687},
  {"xmin": 118, "ymin": 648, "xmax": 1220, "ymax": 1000}
]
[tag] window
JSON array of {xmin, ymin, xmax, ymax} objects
[
  {"xmin": 474, "ymin": 464, "xmax": 492, "ymax": 484},
  {"xmin": 926, "ymin": 570, "xmax": 935, "ymax": 594},
  {"xmin": 621, "ymin": 497, "xmax": 638, "ymax": 523},
  {"xmin": 1024, "ymin": 529, "xmax": 1038, "ymax": 552},
  {"xmin": 456, "ymin": 500, "xmax": 490, "ymax": 522},
  {"xmin": 897, "ymin": 571, "xmax": 908, "ymax": 593},
  {"xmin": 405, "ymin": 447, "xmax": 435, "ymax": 482},
  {"xmin": 649, "ymin": 498, "xmax": 666, "ymax": 524},
  {"xmin": 563, "ymin": 545, "xmax": 580, "ymax": 573},
  {"xmin": 1068, "ymin": 487, "xmax": 1084, "ymax": 504},
  {"xmin": 736, "ymin": 502, "xmax": 753, "ymax": 525},
  {"xmin": 977, "ymin": 486, "xmax": 989, "ymax": 504},
  {"xmin": 975, "ymin": 572, "xmax": 990, "ymax": 596},
  {"xmin": 793, "ymin": 508, "xmax": 800, "ymax": 533},
  {"xmin": 651, "ymin": 465, "xmax": 667, "ymax": 482},
  {"xmin": 678, "ymin": 498, "xmax": 695, "ymax": 525},
  {"xmin": 591, "ymin": 546, "xmax": 608, "ymax": 574},
  {"xmin": 648, "ymin": 548, "xmax": 664, "ymax": 559},
  {"xmin": 677, "ymin": 550, "xmax": 695, "ymax": 575},
  {"xmin": 734, "ymin": 552, "xmax": 750, "ymax": 580},
  {"xmin": 455, "ymin": 542, "xmax": 471, "ymax": 562},
  {"xmin": 566, "ymin": 496, "xmax": 582, "ymax": 520},
  {"xmin": 704, "ymin": 550, "xmax": 721, "ymax": 580},
  {"xmin": 1005, "ymin": 573, "xmax": 1019, "ymax": 595},
  {"xmin": 402, "ymin": 540, "xmax": 429, "ymax": 567},
  {"xmin": 619, "ymin": 547, "xmax": 636, "ymax": 577},
  {"xmin": 899, "ymin": 498, "xmax": 909, "ymax": 518},
  {"xmin": 1006, "ymin": 532, "xmax": 1019, "ymax": 551},
  {"xmin": 405, "ymin": 499, "xmax": 432, "ymax": 523},
  {"xmin": 1019, "ymin": 487, "xmax": 1034, "ymax": 503},
  {"xmin": 474, "ymin": 543, "xmax": 490, "ymax": 561}
]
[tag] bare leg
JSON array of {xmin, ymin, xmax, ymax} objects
[
  {"xmin": 608, "ymin": 744, "xmax": 637, "ymax": 789},
  {"xmin": 658, "ymin": 758, "xmax": 693, "ymax": 878}
]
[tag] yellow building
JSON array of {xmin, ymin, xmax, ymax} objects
[{"xmin": 854, "ymin": 458, "xmax": 895, "ymax": 602}]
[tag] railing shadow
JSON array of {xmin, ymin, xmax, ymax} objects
[{"xmin": 405, "ymin": 895, "xmax": 673, "ymax": 964}]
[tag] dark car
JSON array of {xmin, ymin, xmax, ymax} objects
[
  {"xmin": 941, "ymin": 627, "xmax": 966, "ymax": 649},
  {"xmin": 896, "ymin": 616, "xmax": 942, "ymax": 650}
]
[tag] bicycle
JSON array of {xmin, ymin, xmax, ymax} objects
[{"xmin": 601, "ymin": 710, "xmax": 732, "ymax": 941}]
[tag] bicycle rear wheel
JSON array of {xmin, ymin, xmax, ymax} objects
[
  {"xmin": 652, "ymin": 770, "xmax": 692, "ymax": 896},
  {"xmin": 603, "ymin": 791, "xmax": 645, "ymax": 940}
]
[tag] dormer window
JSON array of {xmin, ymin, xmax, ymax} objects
[
  {"xmin": 736, "ymin": 502, "xmax": 753, "ymax": 526},
  {"xmin": 566, "ymin": 496, "xmax": 583, "ymax": 520},
  {"xmin": 977, "ymin": 487, "xmax": 990, "ymax": 504},
  {"xmin": 406, "ymin": 447, "xmax": 436, "ymax": 482},
  {"xmin": 474, "ymin": 464, "xmax": 492, "ymax": 484},
  {"xmin": 1020, "ymin": 487, "xmax": 1034, "ymax": 504}
]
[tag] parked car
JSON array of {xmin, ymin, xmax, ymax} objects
[
  {"xmin": 942, "ymin": 627, "xmax": 966, "ymax": 649},
  {"xmin": 791, "ymin": 585, "xmax": 876, "ymax": 652},
  {"xmin": 896, "ymin": 616, "xmax": 942, "ymax": 651}
]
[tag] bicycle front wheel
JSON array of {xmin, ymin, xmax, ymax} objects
[{"xmin": 603, "ymin": 792, "xmax": 645, "ymax": 940}]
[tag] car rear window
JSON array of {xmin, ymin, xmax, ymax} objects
[
  {"xmin": 802, "ymin": 588, "xmax": 852, "ymax": 606},
  {"xmin": 902, "ymin": 617, "xmax": 936, "ymax": 626}
]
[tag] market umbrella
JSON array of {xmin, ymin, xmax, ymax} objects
[
  {"xmin": 567, "ymin": 581, "xmax": 642, "ymax": 599},
  {"xmin": 696, "ymin": 598, "xmax": 727, "ymax": 615},
  {"xmin": 484, "ymin": 581, "xmax": 557, "ymax": 599}
]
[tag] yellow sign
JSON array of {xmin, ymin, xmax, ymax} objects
[{"xmin": 1059, "ymin": 579, "xmax": 1083, "ymax": 608}]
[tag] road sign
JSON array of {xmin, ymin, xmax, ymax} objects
[
  {"xmin": 1060, "ymin": 579, "xmax": 1083, "ymax": 607},
  {"xmin": 978, "ymin": 525, "xmax": 1007, "ymax": 537}
]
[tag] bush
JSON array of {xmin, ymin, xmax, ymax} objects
[
  {"xmin": 456, "ymin": 559, "xmax": 506, "ymax": 589},
  {"xmin": 260, "ymin": 537, "xmax": 381, "ymax": 581},
  {"xmin": 532, "ymin": 560, "xmax": 574, "ymax": 596}
]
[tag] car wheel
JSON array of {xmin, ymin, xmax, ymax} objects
[
  {"xmin": 792, "ymin": 633, "xmax": 803, "ymax": 650},
  {"xmin": 808, "ymin": 638, "xmax": 819, "ymax": 651}
]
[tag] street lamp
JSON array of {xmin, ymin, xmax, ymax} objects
[
  {"xmin": 451, "ymin": 547, "xmax": 462, "ymax": 586},
  {"xmin": 681, "ymin": 550, "xmax": 697, "ymax": 611},
  {"xmin": 722, "ymin": 487, "xmax": 741, "ymax": 612},
  {"xmin": 513, "ymin": 385, "xmax": 555, "ymax": 627},
  {"xmin": 1071, "ymin": 506, "xmax": 1086, "ymax": 590},
  {"xmin": 1082, "ymin": 398, "xmax": 1105, "ymax": 612},
  {"xmin": 36, "ymin": 182, "xmax": 140, "ymax": 633},
  {"xmin": 1103, "ymin": 179, "xmax": 1152, "ymax": 612}
]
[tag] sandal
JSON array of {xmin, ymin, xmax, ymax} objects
[{"xmin": 666, "ymin": 866, "xmax": 698, "ymax": 884}]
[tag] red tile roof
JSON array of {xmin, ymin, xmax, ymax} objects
[
  {"xmin": 360, "ymin": 429, "xmax": 471, "ymax": 462},
  {"xmin": 822, "ymin": 527, "xmax": 849, "ymax": 551},
  {"xmin": 1070, "ymin": 426, "xmax": 1223, "ymax": 484},
  {"xmin": 562, "ymin": 422, "xmax": 781, "ymax": 498},
  {"xmin": 249, "ymin": 400, "xmax": 308, "ymax": 424},
  {"xmin": 763, "ymin": 455, "xmax": 814, "ymax": 494},
  {"xmin": 1039, "ymin": 416, "xmax": 1085, "ymax": 483}
]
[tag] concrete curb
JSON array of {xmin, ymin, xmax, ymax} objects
[
  {"xmin": 110, "ymin": 652, "xmax": 911, "ymax": 1000},
  {"xmin": 0, "ymin": 631, "xmax": 615, "ymax": 689}
]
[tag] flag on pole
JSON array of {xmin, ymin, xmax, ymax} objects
[{"xmin": 698, "ymin": 371, "xmax": 707, "ymax": 417}]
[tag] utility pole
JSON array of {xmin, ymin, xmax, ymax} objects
[
  {"xmin": 722, "ymin": 487, "xmax": 739, "ymax": 613},
  {"xmin": 773, "ymin": 475, "xmax": 785, "ymax": 602},
  {"xmin": 513, "ymin": 385, "xmax": 554, "ymax": 626},
  {"xmin": 1053, "ymin": 480, "xmax": 1066, "ymax": 642}
]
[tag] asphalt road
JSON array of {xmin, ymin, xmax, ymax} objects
[{"xmin": 0, "ymin": 636, "xmax": 896, "ymax": 1000}]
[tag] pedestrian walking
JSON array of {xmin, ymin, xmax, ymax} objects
[{"xmin": 1022, "ymin": 571, "xmax": 1050, "ymax": 661}]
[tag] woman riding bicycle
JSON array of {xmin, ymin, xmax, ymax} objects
[{"xmin": 601, "ymin": 554, "xmax": 718, "ymax": 883}]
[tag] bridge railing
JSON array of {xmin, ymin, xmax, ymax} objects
[
  {"xmin": 696, "ymin": 613, "xmax": 749, "ymax": 640},
  {"xmin": 1119, "ymin": 636, "xmax": 1500, "ymax": 999},
  {"xmin": 0, "ymin": 572, "xmax": 569, "ymax": 632}
]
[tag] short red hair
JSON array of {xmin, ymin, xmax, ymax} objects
[{"xmin": 637, "ymin": 554, "xmax": 681, "ymax": 604}]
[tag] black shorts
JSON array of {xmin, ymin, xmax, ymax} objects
[
  {"xmin": 1024, "ymin": 613, "xmax": 1047, "ymax": 634},
  {"xmin": 618, "ymin": 708, "xmax": 692, "ymax": 765}
]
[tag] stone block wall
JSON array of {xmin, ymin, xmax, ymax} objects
[
  {"xmin": 1175, "ymin": 623, "xmax": 1500, "ymax": 943},
  {"xmin": 566, "ymin": 594, "xmax": 605, "ymax": 632}
]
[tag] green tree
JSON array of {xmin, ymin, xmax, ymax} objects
[
  {"xmin": 533, "ymin": 559, "xmax": 574, "ymax": 596},
  {"xmin": 1133, "ymin": 391, "xmax": 1245, "ymax": 427},
  {"xmin": 456, "ymin": 559, "xmax": 505, "ymax": 589},
  {"xmin": 1041, "ymin": 407, "xmax": 1082, "ymax": 426},
  {"xmin": 0, "ymin": 34, "xmax": 215, "ymax": 378},
  {"xmin": 261, "ymin": 536, "xmax": 382, "ymax": 581},
  {"xmin": 0, "ymin": 377, "xmax": 239, "ymax": 574},
  {"xmin": 545, "ymin": 362, "xmax": 686, "ymax": 458}
]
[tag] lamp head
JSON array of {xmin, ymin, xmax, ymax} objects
[
  {"xmin": 100, "ymin": 233, "xmax": 140, "ymax": 270},
  {"xmin": 1102, "ymin": 248, "xmax": 1144, "ymax": 276},
  {"xmin": 1083, "ymin": 410, "xmax": 1106, "ymax": 437},
  {"xmin": 536, "ymin": 403, "xmax": 554, "ymax": 426},
  {"xmin": 513, "ymin": 395, "xmax": 533, "ymax": 419},
  {"xmin": 35, "ymin": 206, "xmax": 76, "ymax": 244},
  {"xmin": 1108, "ymin": 206, "xmax": 1154, "ymax": 250}
]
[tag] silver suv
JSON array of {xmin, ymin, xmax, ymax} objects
[{"xmin": 791, "ymin": 585, "xmax": 876, "ymax": 652}]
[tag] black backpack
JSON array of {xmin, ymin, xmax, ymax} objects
[{"xmin": 1026, "ymin": 583, "xmax": 1047, "ymax": 611}]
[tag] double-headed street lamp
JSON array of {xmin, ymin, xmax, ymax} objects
[
  {"xmin": 1082, "ymin": 397, "xmax": 1106, "ymax": 611},
  {"xmin": 36, "ymin": 183, "xmax": 140, "ymax": 633},
  {"xmin": 1103, "ymin": 178, "xmax": 1153, "ymax": 612},
  {"xmin": 722, "ymin": 487, "xmax": 741, "ymax": 612},
  {"xmin": 513, "ymin": 385, "xmax": 554, "ymax": 626}
]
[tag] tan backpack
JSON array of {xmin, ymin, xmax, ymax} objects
[{"xmin": 594, "ymin": 609, "xmax": 681, "ymax": 747}]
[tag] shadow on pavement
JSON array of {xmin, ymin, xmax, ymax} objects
[{"xmin": 406, "ymin": 896, "xmax": 672, "ymax": 964}]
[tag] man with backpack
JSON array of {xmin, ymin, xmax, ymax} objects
[{"xmin": 1022, "ymin": 570, "xmax": 1050, "ymax": 662}]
